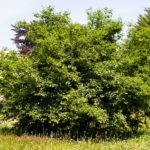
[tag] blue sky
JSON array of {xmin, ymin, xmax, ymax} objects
[{"xmin": 0, "ymin": 0, "xmax": 150, "ymax": 49}]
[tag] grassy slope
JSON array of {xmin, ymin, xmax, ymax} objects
[{"xmin": 0, "ymin": 134, "xmax": 150, "ymax": 150}]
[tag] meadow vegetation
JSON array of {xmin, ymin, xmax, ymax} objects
[{"xmin": 0, "ymin": 129, "xmax": 150, "ymax": 150}]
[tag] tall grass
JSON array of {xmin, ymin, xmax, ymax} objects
[
  {"xmin": 1, "ymin": 115, "xmax": 150, "ymax": 150},
  {"xmin": 0, "ymin": 133, "xmax": 150, "ymax": 150}
]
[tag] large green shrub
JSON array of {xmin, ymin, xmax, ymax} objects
[
  {"xmin": 0, "ymin": 6, "xmax": 150, "ymax": 136},
  {"xmin": 115, "ymin": 8, "xmax": 150, "ymax": 130}
]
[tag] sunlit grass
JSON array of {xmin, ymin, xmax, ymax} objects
[
  {"xmin": 0, "ymin": 133, "xmax": 150, "ymax": 150},
  {"xmin": 0, "ymin": 115, "xmax": 150, "ymax": 150}
]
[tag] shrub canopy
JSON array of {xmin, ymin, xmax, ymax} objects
[{"xmin": 0, "ymin": 6, "xmax": 150, "ymax": 136}]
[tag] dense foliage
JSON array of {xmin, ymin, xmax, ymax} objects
[{"xmin": 0, "ymin": 6, "xmax": 150, "ymax": 136}]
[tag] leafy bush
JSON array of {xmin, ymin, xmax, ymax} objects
[{"xmin": 0, "ymin": 6, "xmax": 150, "ymax": 136}]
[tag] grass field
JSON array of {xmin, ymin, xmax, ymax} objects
[
  {"xmin": 0, "ymin": 115, "xmax": 150, "ymax": 150},
  {"xmin": 0, "ymin": 133, "xmax": 150, "ymax": 150}
]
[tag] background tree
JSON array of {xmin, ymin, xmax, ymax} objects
[{"xmin": 11, "ymin": 23, "xmax": 33, "ymax": 54}]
